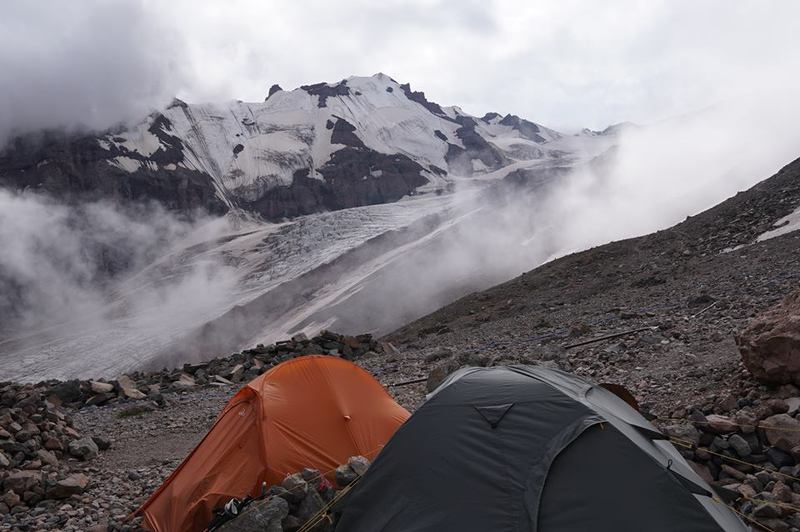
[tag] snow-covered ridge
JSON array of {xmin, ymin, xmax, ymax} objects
[{"xmin": 98, "ymin": 73, "xmax": 566, "ymax": 216}]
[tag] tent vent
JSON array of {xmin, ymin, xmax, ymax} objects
[{"xmin": 474, "ymin": 403, "xmax": 514, "ymax": 428}]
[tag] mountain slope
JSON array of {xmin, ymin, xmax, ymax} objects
[
  {"xmin": 381, "ymin": 157, "xmax": 800, "ymax": 410},
  {"xmin": 0, "ymin": 74, "xmax": 565, "ymax": 220}
]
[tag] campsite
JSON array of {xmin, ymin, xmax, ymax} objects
[{"xmin": 4, "ymin": 2, "xmax": 800, "ymax": 530}]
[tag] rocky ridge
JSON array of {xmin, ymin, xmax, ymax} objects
[{"xmin": 0, "ymin": 74, "xmax": 567, "ymax": 222}]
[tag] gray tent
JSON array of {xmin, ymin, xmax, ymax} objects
[{"xmin": 334, "ymin": 365, "xmax": 748, "ymax": 531}]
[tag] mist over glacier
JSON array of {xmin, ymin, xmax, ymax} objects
[{"xmin": 4, "ymin": 84, "xmax": 800, "ymax": 381}]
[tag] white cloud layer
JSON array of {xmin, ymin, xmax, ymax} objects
[{"xmin": 2, "ymin": 0, "xmax": 799, "ymax": 137}]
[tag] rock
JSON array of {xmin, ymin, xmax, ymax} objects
[
  {"xmin": 3, "ymin": 470, "xmax": 41, "ymax": 493},
  {"xmin": 85, "ymin": 392, "xmax": 113, "ymax": 407},
  {"xmin": 736, "ymin": 289, "xmax": 800, "ymax": 385},
  {"xmin": 767, "ymin": 447, "xmax": 795, "ymax": 468},
  {"xmin": 737, "ymin": 483, "xmax": 757, "ymax": 499},
  {"xmin": 721, "ymin": 464, "xmax": 746, "ymax": 481},
  {"xmin": 347, "ymin": 455, "xmax": 370, "ymax": 476},
  {"xmin": 47, "ymin": 380, "xmax": 83, "ymax": 404},
  {"xmin": 43, "ymin": 437, "xmax": 63, "ymax": 451},
  {"xmin": 48, "ymin": 473, "xmax": 89, "ymax": 499},
  {"xmin": 335, "ymin": 463, "xmax": 358, "ymax": 487},
  {"xmin": 92, "ymin": 435, "xmax": 111, "ymax": 451},
  {"xmin": 296, "ymin": 488, "xmax": 325, "ymax": 521},
  {"xmin": 229, "ymin": 364, "xmax": 245, "ymax": 382},
  {"xmin": 0, "ymin": 451, "xmax": 10, "ymax": 468},
  {"xmin": 266, "ymin": 485, "xmax": 293, "ymax": 503},
  {"xmin": 728, "ymin": 434, "xmax": 752, "ymax": 457},
  {"xmin": 116, "ymin": 375, "xmax": 146, "ymax": 400},
  {"xmin": 786, "ymin": 397, "xmax": 800, "ymax": 415},
  {"xmin": 754, "ymin": 501, "xmax": 781, "ymax": 518},
  {"xmin": 766, "ymin": 399, "xmax": 790, "ymax": 415},
  {"xmin": 214, "ymin": 375, "xmax": 234, "ymax": 385},
  {"xmin": 424, "ymin": 348, "xmax": 454, "ymax": 363},
  {"xmin": 763, "ymin": 414, "xmax": 800, "ymax": 452},
  {"xmin": 662, "ymin": 424, "xmax": 701, "ymax": 446},
  {"xmin": 773, "ymin": 480, "xmax": 794, "ymax": 502},
  {"xmin": 283, "ymin": 515, "xmax": 303, "ymax": 531},
  {"xmin": 217, "ymin": 496, "xmax": 288, "ymax": 532},
  {"xmin": 68, "ymin": 437, "xmax": 99, "ymax": 460},
  {"xmin": 2, "ymin": 490, "xmax": 20, "ymax": 509},
  {"xmin": 426, "ymin": 360, "xmax": 461, "ymax": 392},
  {"xmin": 36, "ymin": 449, "xmax": 58, "ymax": 466},
  {"xmin": 281, "ymin": 473, "xmax": 308, "ymax": 503},
  {"xmin": 704, "ymin": 414, "xmax": 738, "ymax": 433},
  {"xmin": 89, "ymin": 381, "xmax": 114, "ymax": 394},
  {"xmin": 734, "ymin": 411, "xmax": 757, "ymax": 433},
  {"xmin": 173, "ymin": 373, "xmax": 196, "ymax": 389}
]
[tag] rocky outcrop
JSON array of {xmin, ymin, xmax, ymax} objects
[
  {"xmin": 0, "ymin": 128, "xmax": 227, "ymax": 215},
  {"xmin": 446, "ymin": 116, "xmax": 507, "ymax": 175},
  {"xmin": 736, "ymin": 289, "xmax": 800, "ymax": 385},
  {"xmin": 300, "ymin": 80, "xmax": 350, "ymax": 108},
  {"xmin": 247, "ymin": 150, "xmax": 427, "ymax": 219}
]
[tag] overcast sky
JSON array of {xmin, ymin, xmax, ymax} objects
[{"xmin": 2, "ymin": 0, "xmax": 799, "ymax": 136}]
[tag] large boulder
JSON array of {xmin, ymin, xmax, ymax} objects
[
  {"xmin": 736, "ymin": 290, "xmax": 800, "ymax": 384},
  {"xmin": 762, "ymin": 413, "xmax": 800, "ymax": 452}
]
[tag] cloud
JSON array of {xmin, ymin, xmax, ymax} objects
[
  {"xmin": 153, "ymin": 0, "xmax": 800, "ymax": 130},
  {"xmin": 0, "ymin": 0, "xmax": 186, "ymax": 144},
  {"xmin": 3, "ymin": 1, "xmax": 798, "ymax": 138},
  {"xmin": 0, "ymin": 190, "xmax": 239, "ymax": 380}
]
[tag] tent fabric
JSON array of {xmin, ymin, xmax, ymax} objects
[
  {"xmin": 136, "ymin": 355, "xmax": 409, "ymax": 532},
  {"xmin": 333, "ymin": 365, "xmax": 749, "ymax": 532}
]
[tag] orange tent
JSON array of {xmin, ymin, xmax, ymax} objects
[{"xmin": 135, "ymin": 355, "xmax": 410, "ymax": 532}]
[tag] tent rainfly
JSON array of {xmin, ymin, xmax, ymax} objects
[
  {"xmin": 136, "ymin": 355, "xmax": 409, "ymax": 532},
  {"xmin": 333, "ymin": 365, "xmax": 749, "ymax": 532}
]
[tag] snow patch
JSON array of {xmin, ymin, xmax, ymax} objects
[{"xmin": 757, "ymin": 206, "xmax": 800, "ymax": 241}]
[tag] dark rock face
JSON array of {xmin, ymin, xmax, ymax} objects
[
  {"xmin": 267, "ymin": 84, "xmax": 282, "ymax": 99},
  {"xmin": 499, "ymin": 114, "xmax": 547, "ymax": 143},
  {"xmin": 300, "ymin": 80, "xmax": 350, "ymax": 108},
  {"xmin": 0, "ymin": 128, "xmax": 226, "ymax": 215},
  {"xmin": 329, "ymin": 118, "xmax": 365, "ymax": 149},
  {"xmin": 481, "ymin": 112, "xmax": 501, "ymax": 123},
  {"xmin": 399, "ymin": 83, "xmax": 451, "ymax": 120},
  {"xmin": 247, "ymin": 149, "xmax": 427, "ymax": 220},
  {"xmin": 446, "ymin": 116, "xmax": 507, "ymax": 175},
  {"xmin": 433, "ymin": 130, "xmax": 448, "ymax": 142}
]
